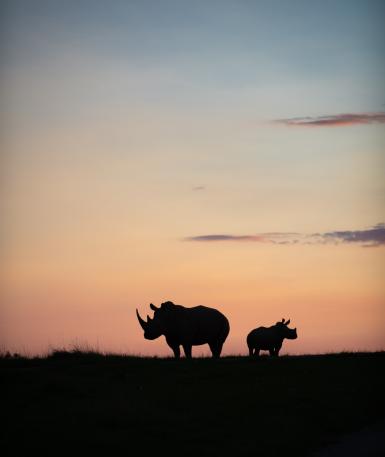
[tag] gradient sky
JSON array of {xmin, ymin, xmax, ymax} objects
[{"xmin": 1, "ymin": 0, "xmax": 385, "ymax": 356}]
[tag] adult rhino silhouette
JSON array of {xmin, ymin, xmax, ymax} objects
[
  {"xmin": 136, "ymin": 301, "xmax": 230, "ymax": 358},
  {"xmin": 247, "ymin": 318, "xmax": 297, "ymax": 357}
]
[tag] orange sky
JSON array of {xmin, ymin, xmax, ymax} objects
[{"xmin": 2, "ymin": 237, "xmax": 384, "ymax": 356}]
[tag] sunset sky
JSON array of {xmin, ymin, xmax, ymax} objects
[{"xmin": 1, "ymin": 0, "xmax": 384, "ymax": 356}]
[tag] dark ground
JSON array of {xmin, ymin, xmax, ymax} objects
[{"xmin": 1, "ymin": 352, "xmax": 384, "ymax": 457}]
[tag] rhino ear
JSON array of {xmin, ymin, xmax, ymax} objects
[
  {"xmin": 281, "ymin": 318, "xmax": 285, "ymax": 323},
  {"xmin": 150, "ymin": 303, "xmax": 158, "ymax": 311},
  {"xmin": 285, "ymin": 319, "xmax": 290, "ymax": 325}
]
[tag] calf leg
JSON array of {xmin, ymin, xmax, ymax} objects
[
  {"xmin": 250, "ymin": 347, "xmax": 260, "ymax": 357},
  {"xmin": 274, "ymin": 343, "xmax": 282, "ymax": 357}
]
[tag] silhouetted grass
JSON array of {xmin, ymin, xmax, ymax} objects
[{"xmin": 1, "ymin": 351, "xmax": 384, "ymax": 456}]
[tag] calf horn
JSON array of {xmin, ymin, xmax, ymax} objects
[{"xmin": 136, "ymin": 309, "xmax": 148, "ymax": 330}]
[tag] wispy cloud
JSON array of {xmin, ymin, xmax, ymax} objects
[
  {"xmin": 184, "ymin": 224, "xmax": 385, "ymax": 247},
  {"xmin": 273, "ymin": 112, "xmax": 385, "ymax": 127},
  {"xmin": 185, "ymin": 234, "xmax": 267, "ymax": 242},
  {"xmin": 192, "ymin": 186, "xmax": 206, "ymax": 191}
]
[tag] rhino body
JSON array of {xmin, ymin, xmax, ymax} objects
[
  {"xmin": 136, "ymin": 301, "xmax": 230, "ymax": 358},
  {"xmin": 247, "ymin": 319, "xmax": 297, "ymax": 357}
]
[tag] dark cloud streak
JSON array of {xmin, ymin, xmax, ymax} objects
[
  {"xmin": 184, "ymin": 224, "xmax": 385, "ymax": 247},
  {"xmin": 192, "ymin": 186, "xmax": 206, "ymax": 191},
  {"xmin": 321, "ymin": 223, "xmax": 385, "ymax": 247},
  {"xmin": 184, "ymin": 234, "xmax": 266, "ymax": 242},
  {"xmin": 274, "ymin": 112, "xmax": 385, "ymax": 127}
]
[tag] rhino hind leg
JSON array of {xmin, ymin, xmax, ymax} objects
[{"xmin": 209, "ymin": 341, "xmax": 223, "ymax": 358}]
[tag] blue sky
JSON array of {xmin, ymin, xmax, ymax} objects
[{"xmin": 3, "ymin": 0, "xmax": 385, "ymax": 118}]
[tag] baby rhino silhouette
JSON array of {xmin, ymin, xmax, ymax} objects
[{"xmin": 247, "ymin": 318, "xmax": 297, "ymax": 357}]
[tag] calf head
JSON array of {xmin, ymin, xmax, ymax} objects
[{"xmin": 275, "ymin": 318, "xmax": 298, "ymax": 340}]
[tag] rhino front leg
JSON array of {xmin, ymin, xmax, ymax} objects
[
  {"xmin": 182, "ymin": 345, "xmax": 192, "ymax": 359},
  {"xmin": 170, "ymin": 345, "xmax": 180, "ymax": 359},
  {"xmin": 166, "ymin": 337, "xmax": 180, "ymax": 359}
]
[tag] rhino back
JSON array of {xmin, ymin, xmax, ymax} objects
[
  {"xmin": 247, "ymin": 326, "xmax": 281, "ymax": 349},
  {"xmin": 166, "ymin": 306, "xmax": 229, "ymax": 345}
]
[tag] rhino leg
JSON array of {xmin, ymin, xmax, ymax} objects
[
  {"xmin": 165, "ymin": 336, "xmax": 180, "ymax": 359},
  {"xmin": 209, "ymin": 342, "xmax": 223, "ymax": 358},
  {"xmin": 170, "ymin": 345, "xmax": 180, "ymax": 359},
  {"xmin": 182, "ymin": 345, "xmax": 192, "ymax": 359},
  {"xmin": 253, "ymin": 348, "xmax": 260, "ymax": 357}
]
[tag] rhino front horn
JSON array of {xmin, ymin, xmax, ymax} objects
[{"xmin": 136, "ymin": 309, "xmax": 148, "ymax": 330}]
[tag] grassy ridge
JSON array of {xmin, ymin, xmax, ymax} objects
[{"xmin": 1, "ymin": 352, "xmax": 384, "ymax": 456}]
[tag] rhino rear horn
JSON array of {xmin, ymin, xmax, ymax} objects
[
  {"xmin": 150, "ymin": 303, "xmax": 158, "ymax": 311},
  {"xmin": 136, "ymin": 309, "xmax": 148, "ymax": 330}
]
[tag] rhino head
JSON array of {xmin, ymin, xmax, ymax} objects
[
  {"xmin": 275, "ymin": 318, "xmax": 298, "ymax": 340},
  {"xmin": 136, "ymin": 301, "xmax": 174, "ymax": 340}
]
